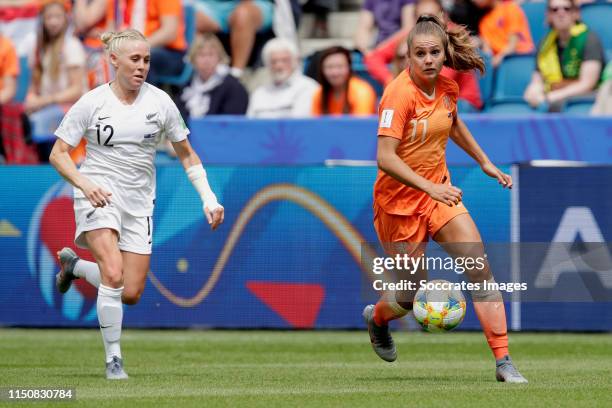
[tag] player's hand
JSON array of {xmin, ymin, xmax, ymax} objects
[
  {"xmin": 81, "ymin": 180, "xmax": 112, "ymax": 208},
  {"xmin": 204, "ymin": 204, "xmax": 224, "ymax": 230},
  {"xmin": 481, "ymin": 161, "xmax": 512, "ymax": 189},
  {"xmin": 426, "ymin": 183, "xmax": 463, "ymax": 207}
]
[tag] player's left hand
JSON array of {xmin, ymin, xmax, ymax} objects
[
  {"xmin": 204, "ymin": 205, "xmax": 224, "ymax": 230},
  {"xmin": 481, "ymin": 161, "xmax": 512, "ymax": 189}
]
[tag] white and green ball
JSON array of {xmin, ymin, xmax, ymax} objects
[{"xmin": 412, "ymin": 279, "xmax": 466, "ymax": 332}]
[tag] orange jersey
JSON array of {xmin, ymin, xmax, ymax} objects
[
  {"xmin": 479, "ymin": 2, "xmax": 534, "ymax": 56},
  {"xmin": 83, "ymin": 0, "xmax": 118, "ymax": 49},
  {"xmin": 125, "ymin": 0, "xmax": 186, "ymax": 51},
  {"xmin": 374, "ymin": 70, "xmax": 458, "ymax": 216},
  {"xmin": 0, "ymin": 35, "xmax": 19, "ymax": 90},
  {"xmin": 311, "ymin": 76, "xmax": 377, "ymax": 116}
]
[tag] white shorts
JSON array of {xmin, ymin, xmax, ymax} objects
[{"xmin": 74, "ymin": 198, "xmax": 153, "ymax": 255}]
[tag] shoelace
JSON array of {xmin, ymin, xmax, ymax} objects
[
  {"xmin": 500, "ymin": 362, "xmax": 521, "ymax": 378},
  {"xmin": 373, "ymin": 325, "xmax": 393, "ymax": 348}
]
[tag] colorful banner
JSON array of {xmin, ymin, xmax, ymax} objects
[
  {"xmin": 188, "ymin": 116, "xmax": 612, "ymax": 165},
  {"xmin": 0, "ymin": 165, "xmax": 509, "ymax": 329}
]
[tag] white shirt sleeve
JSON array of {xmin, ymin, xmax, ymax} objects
[
  {"xmin": 54, "ymin": 94, "xmax": 91, "ymax": 147},
  {"xmin": 64, "ymin": 36, "xmax": 86, "ymax": 67},
  {"xmin": 161, "ymin": 92, "xmax": 190, "ymax": 142},
  {"xmin": 291, "ymin": 79, "xmax": 318, "ymax": 118}
]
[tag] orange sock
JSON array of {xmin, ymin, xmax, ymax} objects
[
  {"xmin": 473, "ymin": 301, "xmax": 509, "ymax": 360},
  {"xmin": 373, "ymin": 300, "xmax": 407, "ymax": 326}
]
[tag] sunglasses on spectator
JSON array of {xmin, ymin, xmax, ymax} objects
[{"xmin": 548, "ymin": 6, "xmax": 573, "ymax": 13}]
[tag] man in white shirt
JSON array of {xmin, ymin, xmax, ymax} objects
[{"xmin": 247, "ymin": 38, "xmax": 318, "ymax": 118}]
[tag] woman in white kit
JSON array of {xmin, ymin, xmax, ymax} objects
[{"xmin": 49, "ymin": 29, "xmax": 224, "ymax": 380}]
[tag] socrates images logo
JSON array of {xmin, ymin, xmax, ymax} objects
[{"xmin": 27, "ymin": 181, "xmax": 97, "ymax": 322}]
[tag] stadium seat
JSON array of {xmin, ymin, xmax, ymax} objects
[
  {"xmin": 15, "ymin": 56, "xmax": 30, "ymax": 103},
  {"xmin": 522, "ymin": 1, "xmax": 548, "ymax": 46},
  {"xmin": 485, "ymin": 102, "xmax": 538, "ymax": 115},
  {"xmin": 491, "ymin": 53, "xmax": 536, "ymax": 103},
  {"xmin": 562, "ymin": 96, "xmax": 595, "ymax": 114},
  {"xmin": 581, "ymin": 3, "xmax": 612, "ymax": 55},
  {"xmin": 477, "ymin": 51, "xmax": 494, "ymax": 108},
  {"xmin": 156, "ymin": 4, "xmax": 195, "ymax": 86}
]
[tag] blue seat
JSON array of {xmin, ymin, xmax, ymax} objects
[
  {"xmin": 15, "ymin": 56, "xmax": 30, "ymax": 103},
  {"xmin": 492, "ymin": 53, "xmax": 536, "ymax": 103},
  {"xmin": 477, "ymin": 51, "xmax": 494, "ymax": 108},
  {"xmin": 485, "ymin": 102, "xmax": 538, "ymax": 115},
  {"xmin": 581, "ymin": 3, "xmax": 612, "ymax": 55},
  {"xmin": 522, "ymin": 2, "xmax": 547, "ymax": 46},
  {"xmin": 156, "ymin": 4, "xmax": 195, "ymax": 86},
  {"xmin": 563, "ymin": 96, "xmax": 595, "ymax": 114}
]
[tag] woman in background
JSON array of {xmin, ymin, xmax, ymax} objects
[
  {"xmin": 311, "ymin": 46, "xmax": 376, "ymax": 116},
  {"xmin": 25, "ymin": 0, "xmax": 86, "ymax": 160},
  {"xmin": 177, "ymin": 33, "xmax": 249, "ymax": 120}
]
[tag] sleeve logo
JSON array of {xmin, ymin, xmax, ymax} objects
[{"xmin": 380, "ymin": 109, "xmax": 394, "ymax": 128}]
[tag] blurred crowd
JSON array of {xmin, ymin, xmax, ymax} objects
[{"xmin": 0, "ymin": 0, "xmax": 611, "ymax": 164}]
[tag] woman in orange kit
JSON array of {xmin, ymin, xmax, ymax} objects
[{"xmin": 363, "ymin": 14, "xmax": 527, "ymax": 383}]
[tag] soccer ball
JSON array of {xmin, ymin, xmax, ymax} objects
[{"xmin": 412, "ymin": 279, "xmax": 466, "ymax": 332}]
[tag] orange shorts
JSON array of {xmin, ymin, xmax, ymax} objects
[{"xmin": 373, "ymin": 200, "xmax": 469, "ymax": 245}]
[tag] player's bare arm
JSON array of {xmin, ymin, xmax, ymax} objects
[
  {"xmin": 172, "ymin": 138, "xmax": 225, "ymax": 230},
  {"xmin": 49, "ymin": 139, "xmax": 112, "ymax": 208},
  {"xmin": 377, "ymin": 135, "xmax": 462, "ymax": 206},
  {"xmin": 450, "ymin": 117, "xmax": 512, "ymax": 189}
]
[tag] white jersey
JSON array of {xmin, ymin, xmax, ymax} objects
[{"xmin": 55, "ymin": 83, "xmax": 189, "ymax": 217}]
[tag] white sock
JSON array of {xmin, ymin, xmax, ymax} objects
[
  {"xmin": 97, "ymin": 284, "xmax": 123, "ymax": 363},
  {"xmin": 74, "ymin": 259, "xmax": 101, "ymax": 288}
]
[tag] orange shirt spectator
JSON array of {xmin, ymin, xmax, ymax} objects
[
  {"xmin": 312, "ymin": 46, "xmax": 377, "ymax": 116},
  {"xmin": 312, "ymin": 76, "xmax": 377, "ymax": 116},
  {"xmin": 476, "ymin": 0, "xmax": 534, "ymax": 66},
  {"xmin": 124, "ymin": 0, "xmax": 186, "ymax": 51},
  {"xmin": 0, "ymin": 34, "xmax": 19, "ymax": 104}
]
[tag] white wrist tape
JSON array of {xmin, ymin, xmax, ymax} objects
[{"xmin": 186, "ymin": 164, "xmax": 221, "ymax": 210}]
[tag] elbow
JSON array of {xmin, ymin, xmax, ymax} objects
[{"xmin": 376, "ymin": 152, "xmax": 388, "ymax": 172}]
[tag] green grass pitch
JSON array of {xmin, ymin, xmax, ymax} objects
[{"xmin": 1, "ymin": 329, "xmax": 610, "ymax": 407}]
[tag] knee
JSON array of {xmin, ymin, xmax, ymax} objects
[
  {"xmin": 122, "ymin": 287, "xmax": 144, "ymax": 305},
  {"xmin": 230, "ymin": 4, "xmax": 258, "ymax": 27},
  {"xmin": 103, "ymin": 266, "xmax": 123, "ymax": 288}
]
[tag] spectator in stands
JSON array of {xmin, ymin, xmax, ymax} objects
[
  {"xmin": 194, "ymin": 0, "xmax": 274, "ymax": 77},
  {"xmin": 25, "ymin": 0, "xmax": 86, "ymax": 157},
  {"xmin": 73, "ymin": 0, "xmax": 117, "ymax": 88},
  {"xmin": 248, "ymin": 38, "xmax": 318, "ymax": 118},
  {"xmin": 0, "ymin": 33, "xmax": 19, "ymax": 104},
  {"xmin": 524, "ymin": 0, "xmax": 604, "ymax": 112},
  {"xmin": 177, "ymin": 33, "xmax": 248, "ymax": 120},
  {"xmin": 354, "ymin": 0, "xmax": 416, "ymax": 55},
  {"xmin": 364, "ymin": 0, "xmax": 483, "ymax": 111},
  {"xmin": 123, "ymin": 0, "xmax": 187, "ymax": 86},
  {"xmin": 312, "ymin": 46, "xmax": 377, "ymax": 116},
  {"xmin": 303, "ymin": 0, "xmax": 335, "ymax": 39},
  {"xmin": 473, "ymin": 0, "xmax": 534, "ymax": 67},
  {"xmin": 592, "ymin": 61, "xmax": 612, "ymax": 115}
]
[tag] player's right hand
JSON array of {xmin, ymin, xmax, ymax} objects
[
  {"xmin": 81, "ymin": 180, "xmax": 112, "ymax": 208},
  {"xmin": 204, "ymin": 204, "xmax": 224, "ymax": 231},
  {"xmin": 426, "ymin": 183, "xmax": 462, "ymax": 207}
]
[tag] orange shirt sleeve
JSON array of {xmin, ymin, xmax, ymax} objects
[
  {"xmin": 311, "ymin": 87, "xmax": 322, "ymax": 116},
  {"xmin": 349, "ymin": 77, "xmax": 377, "ymax": 115},
  {"xmin": 377, "ymin": 78, "xmax": 415, "ymax": 140},
  {"xmin": 0, "ymin": 37, "xmax": 19, "ymax": 91}
]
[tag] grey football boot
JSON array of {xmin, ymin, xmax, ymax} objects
[
  {"xmin": 106, "ymin": 356, "xmax": 129, "ymax": 380},
  {"xmin": 55, "ymin": 248, "xmax": 80, "ymax": 293},
  {"xmin": 496, "ymin": 355, "xmax": 528, "ymax": 383},
  {"xmin": 363, "ymin": 304, "xmax": 397, "ymax": 362}
]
